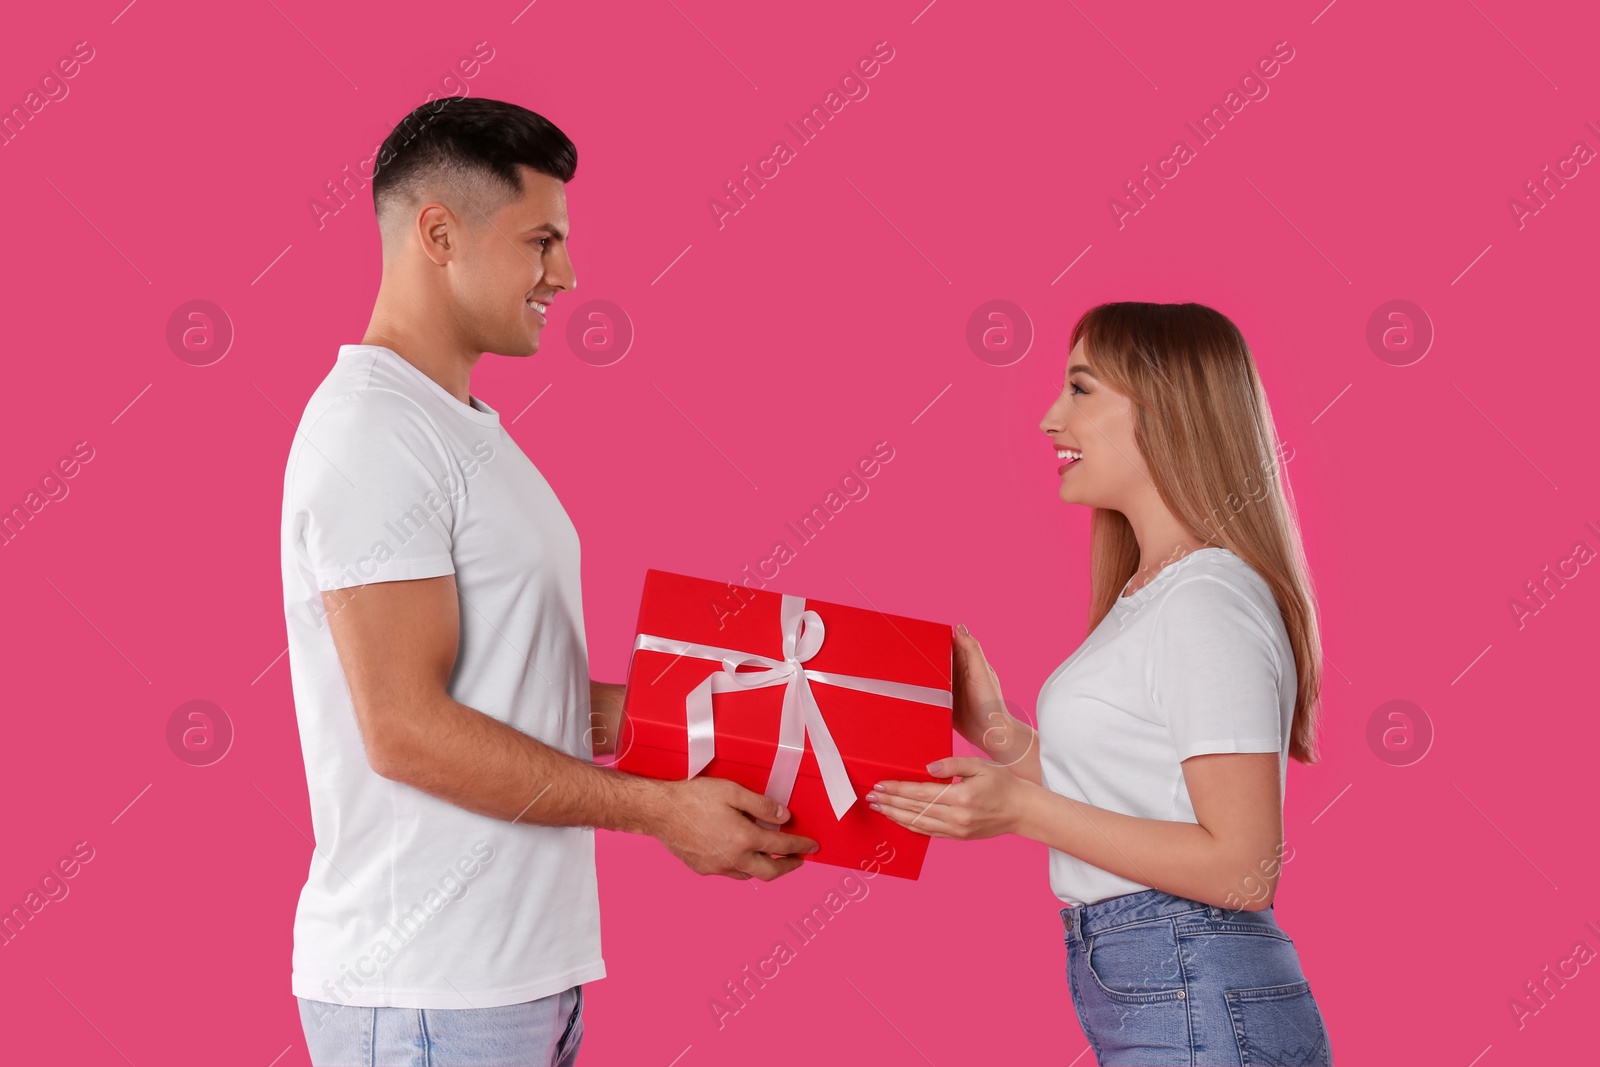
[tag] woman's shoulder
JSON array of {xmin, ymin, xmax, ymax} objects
[
  {"xmin": 1153, "ymin": 548, "xmax": 1279, "ymax": 623},
  {"xmin": 1144, "ymin": 550, "xmax": 1290, "ymax": 684}
]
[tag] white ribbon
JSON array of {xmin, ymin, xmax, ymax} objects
[{"xmin": 631, "ymin": 594, "xmax": 952, "ymax": 821}]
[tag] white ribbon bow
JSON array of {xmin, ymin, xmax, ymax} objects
[{"xmin": 631, "ymin": 594, "xmax": 952, "ymax": 820}]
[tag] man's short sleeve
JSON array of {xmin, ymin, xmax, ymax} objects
[
  {"xmin": 1148, "ymin": 575, "xmax": 1285, "ymax": 761},
  {"xmin": 291, "ymin": 390, "xmax": 458, "ymax": 592}
]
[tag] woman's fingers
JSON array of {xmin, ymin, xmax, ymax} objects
[
  {"xmin": 955, "ymin": 633, "xmax": 997, "ymax": 694},
  {"xmin": 954, "ymin": 628, "xmax": 976, "ymax": 671},
  {"xmin": 927, "ymin": 756, "xmax": 992, "ymax": 778},
  {"xmin": 871, "ymin": 794, "xmax": 959, "ymax": 837},
  {"xmin": 874, "ymin": 794, "xmax": 953, "ymax": 822},
  {"xmin": 870, "ymin": 778, "xmax": 958, "ymax": 803},
  {"xmin": 957, "ymin": 627, "xmax": 999, "ymax": 680}
]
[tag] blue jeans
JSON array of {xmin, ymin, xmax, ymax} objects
[
  {"xmin": 297, "ymin": 986, "xmax": 583, "ymax": 1067},
  {"xmin": 1063, "ymin": 890, "xmax": 1331, "ymax": 1066}
]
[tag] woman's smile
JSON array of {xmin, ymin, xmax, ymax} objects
[{"xmin": 1055, "ymin": 444, "xmax": 1083, "ymax": 476}]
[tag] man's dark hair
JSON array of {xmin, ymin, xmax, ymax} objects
[{"xmin": 370, "ymin": 97, "xmax": 577, "ymax": 233}]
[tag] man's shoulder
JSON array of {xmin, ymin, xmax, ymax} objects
[
  {"xmin": 284, "ymin": 353, "xmax": 454, "ymax": 500},
  {"xmin": 298, "ymin": 351, "xmax": 437, "ymax": 439}
]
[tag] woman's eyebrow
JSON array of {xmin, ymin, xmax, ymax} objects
[{"xmin": 1067, "ymin": 364, "xmax": 1097, "ymax": 377}]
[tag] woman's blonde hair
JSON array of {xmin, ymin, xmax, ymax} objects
[{"xmin": 1071, "ymin": 302, "xmax": 1323, "ymax": 764}]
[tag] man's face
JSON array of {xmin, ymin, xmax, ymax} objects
[{"xmin": 452, "ymin": 165, "xmax": 575, "ymax": 358}]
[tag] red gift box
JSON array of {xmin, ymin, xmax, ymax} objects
[{"xmin": 615, "ymin": 569, "xmax": 953, "ymax": 879}]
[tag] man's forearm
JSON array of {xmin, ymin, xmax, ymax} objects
[{"xmin": 373, "ymin": 691, "xmax": 666, "ymax": 836}]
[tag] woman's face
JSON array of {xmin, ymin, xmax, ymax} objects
[{"xmin": 1038, "ymin": 337, "xmax": 1150, "ymax": 509}]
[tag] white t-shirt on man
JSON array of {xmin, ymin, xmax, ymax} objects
[
  {"xmin": 279, "ymin": 343, "xmax": 604, "ymax": 1008},
  {"xmin": 1036, "ymin": 547, "xmax": 1296, "ymax": 907}
]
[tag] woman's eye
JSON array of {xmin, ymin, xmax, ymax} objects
[{"xmin": 1070, "ymin": 382, "xmax": 1087, "ymax": 396}]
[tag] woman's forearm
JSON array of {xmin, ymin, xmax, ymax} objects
[
  {"xmin": 979, "ymin": 714, "xmax": 1043, "ymax": 785},
  {"xmin": 1014, "ymin": 783, "xmax": 1275, "ymax": 910}
]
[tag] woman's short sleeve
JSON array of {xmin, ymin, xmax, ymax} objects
[{"xmin": 1147, "ymin": 575, "xmax": 1286, "ymax": 761}]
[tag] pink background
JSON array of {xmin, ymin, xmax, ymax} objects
[{"xmin": 2, "ymin": 0, "xmax": 1597, "ymax": 1063}]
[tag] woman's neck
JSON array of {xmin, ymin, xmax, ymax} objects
[{"xmin": 1121, "ymin": 501, "xmax": 1212, "ymax": 595}]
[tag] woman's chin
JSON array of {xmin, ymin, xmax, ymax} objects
[{"xmin": 1057, "ymin": 486, "xmax": 1105, "ymax": 510}]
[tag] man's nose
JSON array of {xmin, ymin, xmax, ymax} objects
[{"xmin": 551, "ymin": 245, "xmax": 576, "ymax": 292}]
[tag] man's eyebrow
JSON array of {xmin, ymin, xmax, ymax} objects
[
  {"xmin": 523, "ymin": 222, "xmax": 568, "ymax": 240},
  {"xmin": 1067, "ymin": 363, "xmax": 1097, "ymax": 377}
]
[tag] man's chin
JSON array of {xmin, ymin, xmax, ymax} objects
[{"xmin": 490, "ymin": 333, "xmax": 540, "ymax": 358}]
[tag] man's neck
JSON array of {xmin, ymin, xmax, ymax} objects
[{"xmin": 362, "ymin": 306, "xmax": 480, "ymax": 407}]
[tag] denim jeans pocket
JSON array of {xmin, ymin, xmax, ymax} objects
[
  {"xmin": 1176, "ymin": 907, "xmax": 1293, "ymax": 943},
  {"xmin": 555, "ymin": 985, "xmax": 584, "ymax": 1065},
  {"xmin": 1084, "ymin": 919, "xmax": 1187, "ymax": 1003},
  {"xmin": 1224, "ymin": 979, "xmax": 1332, "ymax": 1066}
]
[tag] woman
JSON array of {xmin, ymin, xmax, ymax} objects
[{"xmin": 869, "ymin": 302, "xmax": 1332, "ymax": 1066}]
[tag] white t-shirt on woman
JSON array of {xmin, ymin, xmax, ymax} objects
[{"xmin": 1036, "ymin": 547, "xmax": 1296, "ymax": 907}]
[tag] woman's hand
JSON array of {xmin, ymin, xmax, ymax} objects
[
  {"xmin": 951, "ymin": 623, "xmax": 1004, "ymax": 746},
  {"xmin": 951, "ymin": 624, "xmax": 1034, "ymax": 768},
  {"xmin": 866, "ymin": 757, "xmax": 1031, "ymax": 840}
]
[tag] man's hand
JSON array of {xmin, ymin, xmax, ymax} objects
[{"xmin": 649, "ymin": 777, "xmax": 819, "ymax": 881}]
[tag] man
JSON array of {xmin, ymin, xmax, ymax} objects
[{"xmin": 279, "ymin": 96, "xmax": 817, "ymax": 1067}]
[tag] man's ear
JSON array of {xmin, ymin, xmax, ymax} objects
[{"xmin": 416, "ymin": 201, "xmax": 461, "ymax": 265}]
